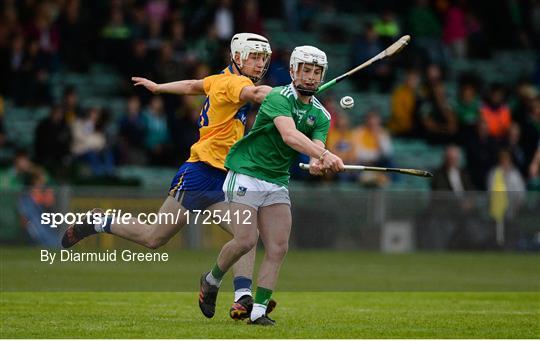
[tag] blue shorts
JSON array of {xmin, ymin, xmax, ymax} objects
[{"xmin": 168, "ymin": 161, "xmax": 227, "ymax": 211}]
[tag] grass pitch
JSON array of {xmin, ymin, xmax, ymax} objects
[
  {"xmin": 2, "ymin": 292, "xmax": 538, "ymax": 338},
  {"xmin": 1, "ymin": 248, "xmax": 539, "ymax": 338}
]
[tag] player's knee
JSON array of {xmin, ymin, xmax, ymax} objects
[
  {"xmin": 266, "ymin": 241, "xmax": 288, "ymax": 261},
  {"xmin": 235, "ymin": 236, "xmax": 258, "ymax": 254}
]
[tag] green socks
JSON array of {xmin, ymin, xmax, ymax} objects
[{"xmin": 254, "ymin": 286, "xmax": 273, "ymax": 306}]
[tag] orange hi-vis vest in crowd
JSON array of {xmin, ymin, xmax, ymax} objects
[{"xmin": 480, "ymin": 104, "xmax": 511, "ymax": 138}]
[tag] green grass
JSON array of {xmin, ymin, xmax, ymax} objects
[
  {"xmin": 1, "ymin": 247, "xmax": 539, "ymax": 338},
  {"xmin": 1, "ymin": 292, "xmax": 538, "ymax": 338},
  {"xmin": 2, "ymin": 248, "xmax": 538, "ymax": 291}
]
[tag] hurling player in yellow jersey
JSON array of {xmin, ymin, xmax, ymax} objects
[{"xmin": 61, "ymin": 33, "xmax": 276, "ymax": 319}]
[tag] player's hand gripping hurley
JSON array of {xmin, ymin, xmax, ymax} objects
[
  {"xmin": 316, "ymin": 35, "xmax": 411, "ymax": 94},
  {"xmin": 299, "ymin": 163, "xmax": 433, "ymax": 178}
]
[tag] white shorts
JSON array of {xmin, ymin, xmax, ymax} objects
[{"xmin": 223, "ymin": 171, "xmax": 291, "ymax": 209}]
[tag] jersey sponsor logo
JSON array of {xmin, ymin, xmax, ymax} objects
[
  {"xmin": 237, "ymin": 186, "xmax": 247, "ymax": 196},
  {"xmin": 307, "ymin": 115, "xmax": 316, "ymax": 126}
]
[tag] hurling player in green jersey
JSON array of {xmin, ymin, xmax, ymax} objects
[{"xmin": 198, "ymin": 46, "xmax": 344, "ymax": 325}]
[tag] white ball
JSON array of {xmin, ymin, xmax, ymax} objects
[{"xmin": 340, "ymin": 96, "xmax": 354, "ymax": 109}]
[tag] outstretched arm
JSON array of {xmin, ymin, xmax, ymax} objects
[
  {"xmin": 239, "ymin": 85, "xmax": 272, "ymax": 104},
  {"xmin": 131, "ymin": 77, "xmax": 205, "ymax": 95}
]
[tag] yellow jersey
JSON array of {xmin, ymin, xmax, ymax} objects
[{"xmin": 187, "ymin": 65, "xmax": 254, "ymax": 170}]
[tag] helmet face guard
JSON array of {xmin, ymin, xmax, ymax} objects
[
  {"xmin": 292, "ymin": 64, "xmax": 326, "ymax": 96},
  {"xmin": 231, "ymin": 51, "xmax": 272, "ymax": 83},
  {"xmin": 230, "ymin": 33, "xmax": 272, "ymax": 83},
  {"xmin": 289, "ymin": 46, "xmax": 328, "ymax": 96}
]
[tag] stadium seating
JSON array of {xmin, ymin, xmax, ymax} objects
[{"xmin": 4, "ymin": 10, "xmax": 535, "ymax": 192}]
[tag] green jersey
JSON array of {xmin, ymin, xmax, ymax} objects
[{"xmin": 225, "ymin": 84, "xmax": 331, "ymax": 188}]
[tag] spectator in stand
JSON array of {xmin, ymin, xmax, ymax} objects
[
  {"xmin": 350, "ymin": 24, "xmax": 393, "ymax": 92},
  {"xmin": 427, "ymin": 144, "xmax": 481, "ymax": 250},
  {"xmin": 407, "ymin": 0, "xmax": 445, "ymax": 64},
  {"xmin": 26, "ymin": 167, "xmax": 54, "ymax": 210},
  {"xmin": 352, "ymin": 110, "xmax": 393, "ymax": 187},
  {"xmin": 145, "ymin": 0, "xmax": 170, "ymax": 24},
  {"xmin": 57, "ymin": 0, "xmax": 89, "ymax": 72},
  {"xmin": 17, "ymin": 166, "xmax": 59, "ymax": 247},
  {"xmin": 327, "ymin": 112, "xmax": 357, "ymax": 182},
  {"xmin": 480, "ymin": 83, "xmax": 512, "ymax": 141},
  {"xmin": 432, "ymin": 145, "xmax": 474, "ymax": 193},
  {"xmin": 373, "ymin": 10, "xmax": 400, "ymax": 46},
  {"xmin": 327, "ymin": 112, "xmax": 357, "ymax": 165},
  {"xmin": 154, "ymin": 41, "xmax": 186, "ymax": 83},
  {"xmin": 170, "ymin": 62, "xmax": 210, "ymax": 163},
  {"xmin": 464, "ymin": 120, "xmax": 500, "ymax": 190},
  {"xmin": 25, "ymin": 2, "xmax": 60, "ymax": 68},
  {"xmin": 0, "ymin": 150, "xmax": 34, "ymax": 191},
  {"xmin": 388, "ymin": 68, "xmax": 421, "ymax": 137},
  {"xmin": 321, "ymin": 96, "xmax": 340, "ymax": 130},
  {"xmin": 505, "ymin": 123, "xmax": 527, "ymax": 176},
  {"xmin": 170, "ymin": 20, "xmax": 188, "ymax": 61},
  {"xmin": 101, "ymin": 5, "xmax": 131, "ymax": 68},
  {"xmin": 25, "ymin": 39, "xmax": 52, "ymax": 106},
  {"xmin": 1, "ymin": 3, "xmax": 20, "ymax": 42},
  {"xmin": 419, "ymin": 82, "xmax": 458, "ymax": 144},
  {"xmin": 455, "ymin": 77, "xmax": 481, "ymax": 143},
  {"xmin": 71, "ymin": 107, "xmax": 114, "ymax": 176},
  {"xmin": 512, "ymin": 81, "xmax": 537, "ymax": 125},
  {"xmin": 507, "ymin": 0, "xmax": 533, "ymax": 48},
  {"xmin": 267, "ymin": 47, "xmax": 292, "ymax": 87},
  {"xmin": 34, "ymin": 105, "xmax": 72, "ymax": 178},
  {"xmin": 424, "ymin": 63, "xmax": 443, "ymax": 88},
  {"xmin": 519, "ymin": 96, "xmax": 540, "ymax": 168},
  {"xmin": 125, "ymin": 40, "xmax": 155, "ymax": 95},
  {"xmin": 236, "ymin": 0, "xmax": 264, "ymax": 35},
  {"xmin": 418, "ymin": 63, "xmax": 444, "ymax": 103},
  {"xmin": 282, "ymin": 0, "xmax": 300, "ymax": 31},
  {"xmin": 487, "ymin": 149, "xmax": 526, "ymax": 247},
  {"xmin": 531, "ymin": 1, "xmax": 540, "ymax": 46},
  {"xmin": 192, "ymin": 25, "xmax": 223, "ymax": 71},
  {"xmin": 442, "ymin": 0, "xmax": 468, "ymax": 59},
  {"xmin": 408, "ymin": 0, "xmax": 441, "ymax": 39},
  {"xmin": 117, "ymin": 95, "xmax": 147, "ymax": 165},
  {"xmin": 143, "ymin": 96, "xmax": 171, "ymax": 166},
  {"xmin": 214, "ymin": 0, "xmax": 234, "ymax": 43},
  {"xmin": 7, "ymin": 32, "xmax": 51, "ymax": 106},
  {"xmin": 528, "ymin": 144, "xmax": 540, "ymax": 189},
  {"xmin": 465, "ymin": 7, "xmax": 491, "ymax": 59},
  {"xmin": 128, "ymin": 3, "xmax": 147, "ymax": 40},
  {"xmin": 145, "ymin": 17, "xmax": 164, "ymax": 52},
  {"xmin": 8, "ymin": 34, "xmax": 29, "ymax": 105},
  {"xmin": 61, "ymin": 86, "xmax": 80, "ymax": 124},
  {"xmin": 173, "ymin": 98, "xmax": 200, "ymax": 164},
  {"xmin": 0, "ymin": 117, "xmax": 17, "ymax": 167}
]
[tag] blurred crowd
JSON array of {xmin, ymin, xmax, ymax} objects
[
  {"xmin": 0, "ymin": 0, "xmax": 539, "ymax": 193},
  {"xmin": 324, "ymin": 65, "xmax": 540, "ymax": 191}
]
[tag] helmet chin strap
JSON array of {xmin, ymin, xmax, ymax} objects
[
  {"xmin": 231, "ymin": 59, "xmax": 245, "ymax": 76},
  {"xmin": 296, "ymin": 85, "xmax": 316, "ymax": 96},
  {"xmin": 293, "ymin": 81, "xmax": 318, "ymax": 96},
  {"xmin": 231, "ymin": 58, "xmax": 260, "ymax": 83}
]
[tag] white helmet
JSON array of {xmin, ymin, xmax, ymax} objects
[
  {"xmin": 230, "ymin": 33, "xmax": 272, "ymax": 83},
  {"xmin": 289, "ymin": 45, "xmax": 328, "ymax": 95}
]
